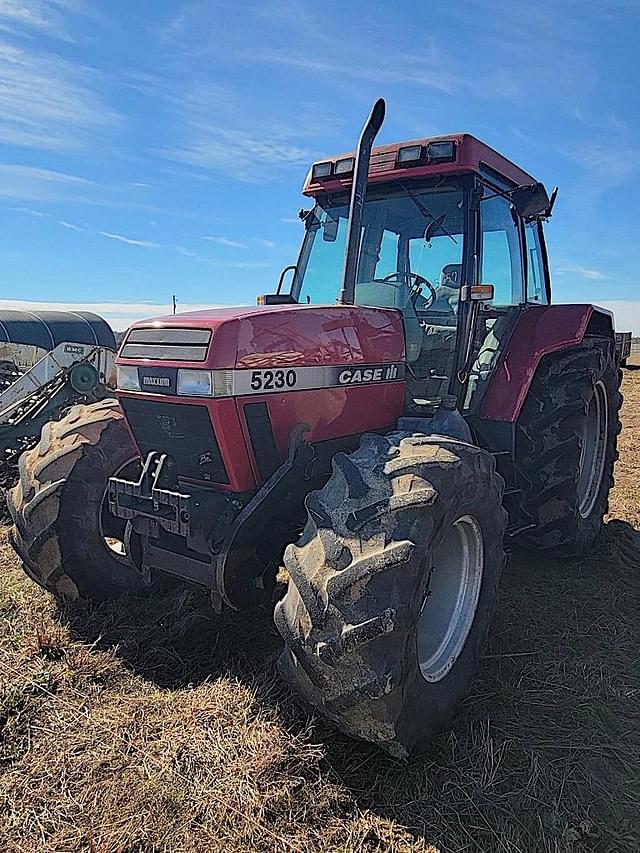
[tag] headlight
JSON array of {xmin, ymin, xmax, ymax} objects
[
  {"xmin": 116, "ymin": 365, "xmax": 140, "ymax": 391},
  {"xmin": 177, "ymin": 369, "xmax": 233, "ymax": 397},
  {"xmin": 177, "ymin": 369, "xmax": 213, "ymax": 397}
]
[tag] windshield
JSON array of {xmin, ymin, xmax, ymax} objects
[{"xmin": 291, "ymin": 179, "xmax": 466, "ymax": 313}]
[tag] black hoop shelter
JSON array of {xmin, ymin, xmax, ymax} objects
[{"xmin": 0, "ymin": 311, "xmax": 116, "ymax": 351}]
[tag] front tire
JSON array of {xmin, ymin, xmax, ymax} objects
[
  {"xmin": 7, "ymin": 399, "xmax": 149, "ymax": 600},
  {"xmin": 274, "ymin": 432, "xmax": 507, "ymax": 756}
]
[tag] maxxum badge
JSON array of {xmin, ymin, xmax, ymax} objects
[{"xmin": 142, "ymin": 376, "xmax": 171, "ymax": 388}]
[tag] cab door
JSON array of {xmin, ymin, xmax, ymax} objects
[
  {"xmin": 464, "ymin": 189, "xmax": 526, "ymax": 411},
  {"xmin": 480, "ymin": 193, "xmax": 525, "ymax": 307}
]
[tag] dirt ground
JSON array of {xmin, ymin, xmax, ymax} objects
[{"xmin": 0, "ymin": 370, "xmax": 638, "ymax": 853}]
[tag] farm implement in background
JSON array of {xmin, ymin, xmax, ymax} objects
[{"xmin": 0, "ymin": 310, "xmax": 116, "ymax": 464}]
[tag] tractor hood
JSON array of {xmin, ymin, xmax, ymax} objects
[{"xmin": 116, "ymin": 303, "xmax": 405, "ymax": 370}]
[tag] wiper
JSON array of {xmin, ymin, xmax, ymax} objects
[{"xmin": 399, "ymin": 182, "xmax": 458, "ymax": 245}]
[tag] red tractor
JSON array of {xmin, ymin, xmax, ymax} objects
[{"xmin": 7, "ymin": 100, "xmax": 622, "ymax": 756}]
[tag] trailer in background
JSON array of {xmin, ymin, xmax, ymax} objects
[{"xmin": 616, "ymin": 331, "xmax": 632, "ymax": 367}]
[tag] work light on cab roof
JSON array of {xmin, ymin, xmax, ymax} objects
[
  {"xmin": 311, "ymin": 139, "xmax": 457, "ymax": 176},
  {"xmin": 303, "ymin": 131, "xmax": 543, "ymax": 197}
]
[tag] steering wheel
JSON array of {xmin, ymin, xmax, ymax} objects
[
  {"xmin": 374, "ymin": 271, "xmax": 437, "ymax": 311},
  {"xmin": 375, "ymin": 271, "xmax": 438, "ymax": 310}
]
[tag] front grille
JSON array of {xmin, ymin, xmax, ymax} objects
[
  {"xmin": 120, "ymin": 327, "xmax": 211, "ymax": 361},
  {"xmin": 120, "ymin": 397, "xmax": 229, "ymax": 484}
]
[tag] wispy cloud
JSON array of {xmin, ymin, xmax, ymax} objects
[
  {"xmin": 54, "ymin": 217, "xmax": 163, "ymax": 248},
  {"xmin": 165, "ymin": 126, "xmax": 315, "ymax": 183},
  {"xmin": 568, "ymin": 139, "xmax": 640, "ymax": 188},
  {"xmin": 10, "ymin": 205, "xmax": 50, "ymax": 217},
  {"xmin": 161, "ymin": 2, "xmax": 461, "ymax": 94},
  {"xmin": 173, "ymin": 245, "xmax": 202, "ymax": 260},
  {"xmin": 43, "ymin": 216, "xmax": 272, "ymax": 267},
  {"xmin": 0, "ymin": 0, "xmax": 99, "ymax": 40},
  {"xmin": 59, "ymin": 219, "xmax": 84, "ymax": 231},
  {"xmin": 169, "ymin": 246, "xmax": 267, "ymax": 268},
  {"xmin": 0, "ymin": 41, "xmax": 120, "ymax": 152},
  {"xmin": 202, "ymin": 235, "xmax": 248, "ymax": 249},
  {"xmin": 159, "ymin": 85, "xmax": 317, "ymax": 183},
  {"xmin": 199, "ymin": 235, "xmax": 278, "ymax": 250},
  {"xmin": 1, "ymin": 165, "xmax": 90, "ymax": 185},
  {"xmin": 572, "ymin": 108, "xmax": 626, "ymax": 134},
  {"xmin": 247, "ymin": 48, "xmax": 459, "ymax": 94},
  {"xmin": 98, "ymin": 230, "xmax": 161, "ymax": 249},
  {"xmin": 1, "ymin": 165, "xmax": 213, "ymax": 221},
  {"xmin": 222, "ymin": 261, "xmax": 269, "ymax": 269},
  {"xmin": 556, "ymin": 264, "xmax": 607, "ymax": 280},
  {"xmin": 0, "ymin": 164, "xmax": 92, "ymax": 201}
]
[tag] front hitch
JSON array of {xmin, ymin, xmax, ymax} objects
[{"xmin": 109, "ymin": 451, "xmax": 192, "ymax": 537}]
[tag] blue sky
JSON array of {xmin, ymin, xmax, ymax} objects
[{"xmin": 1, "ymin": 0, "xmax": 639, "ymax": 331}]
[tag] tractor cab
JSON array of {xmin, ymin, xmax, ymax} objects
[{"xmin": 280, "ymin": 133, "xmax": 553, "ymax": 413}]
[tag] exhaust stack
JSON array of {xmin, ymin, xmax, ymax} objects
[{"xmin": 338, "ymin": 98, "xmax": 386, "ymax": 305}]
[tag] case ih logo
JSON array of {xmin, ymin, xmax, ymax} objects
[
  {"xmin": 337, "ymin": 364, "xmax": 402, "ymax": 385},
  {"xmin": 142, "ymin": 376, "xmax": 171, "ymax": 387}
]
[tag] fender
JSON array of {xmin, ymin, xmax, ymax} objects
[{"xmin": 480, "ymin": 304, "xmax": 613, "ymax": 423}]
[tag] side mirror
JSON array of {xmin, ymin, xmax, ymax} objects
[
  {"xmin": 257, "ymin": 265, "xmax": 298, "ymax": 305},
  {"xmin": 511, "ymin": 182, "xmax": 551, "ymax": 221},
  {"xmin": 322, "ymin": 214, "xmax": 339, "ymax": 242}
]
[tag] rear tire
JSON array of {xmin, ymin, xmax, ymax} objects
[
  {"xmin": 274, "ymin": 432, "xmax": 506, "ymax": 756},
  {"xmin": 7, "ymin": 399, "xmax": 149, "ymax": 600},
  {"xmin": 514, "ymin": 337, "xmax": 622, "ymax": 555}
]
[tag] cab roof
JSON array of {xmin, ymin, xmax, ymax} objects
[{"xmin": 303, "ymin": 133, "xmax": 537, "ymax": 197}]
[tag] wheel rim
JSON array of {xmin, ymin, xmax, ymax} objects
[
  {"xmin": 417, "ymin": 515, "xmax": 484, "ymax": 683},
  {"xmin": 99, "ymin": 458, "xmax": 141, "ymax": 566},
  {"xmin": 577, "ymin": 380, "xmax": 608, "ymax": 519}
]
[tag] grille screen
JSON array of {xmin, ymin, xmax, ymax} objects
[
  {"xmin": 121, "ymin": 328, "xmax": 211, "ymax": 361},
  {"xmin": 120, "ymin": 397, "xmax": 229, "ymax": 484}
]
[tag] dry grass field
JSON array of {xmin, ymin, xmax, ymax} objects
[{"xmin": 0, "ymin": 370, "xmax": 638, "ymax": 852}]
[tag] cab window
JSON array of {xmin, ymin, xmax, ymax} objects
[
  {"xmin": 480, "ymin": 194, "xmax": 524, "ymax": 306},
  {"xmin": 297, "ymin": 215, "xmax": 348, "ymax": 304},
  {"xmin": 525, "ymin": 221, "xmax": 548, "ymax": 304},
  {"xmin": 409, "ymin": 230, "xmax": 462, "ymax": 287}
]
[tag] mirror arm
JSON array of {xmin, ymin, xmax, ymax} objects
[
  {"xmin": 482, "ymin": 182, "xmax": 556, "ymax": 221},
  {"xmin": 479, "ymin": 188, "xmax": 511, "ymax": 203},
  {"xmin": 276, "ymin": 265, "xmax": 297, "ymax": 294}
]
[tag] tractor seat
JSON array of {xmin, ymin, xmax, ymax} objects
[
  {"xmin": 413, "ymin": 264, "xmax": 463, "ymax": 398},
  {"xmin": 427, "ymin": 264, "xmax": 462, "ymax": 319}
]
